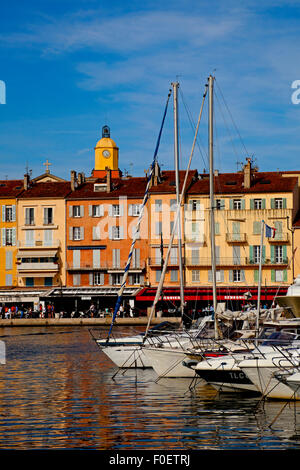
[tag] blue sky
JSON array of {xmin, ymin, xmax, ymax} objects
[{"xmin": 0, "ymin": 0, "xmax": 300, "ymax": 180}]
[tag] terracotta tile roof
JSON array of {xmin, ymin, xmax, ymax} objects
[
  {"xmin": 67, "ymin": 176, "xmax": 148, "ymax": 200},
  {"xmin": 19, "ymin": 181, "xmax": 72, "ymax": 199},
  {"xmin": 0, "ymin": 180, "xmax": 24, "ymax": 198},
  {"xmin": 188, "ymin": 172, "xmax": 298, "ymax": 195}
]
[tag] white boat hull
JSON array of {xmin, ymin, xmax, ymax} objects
[
  {"xmin": 142, "ymin": 346, "xmax": 196, "ymax": 378},
  {"xmin": 239, "ymin": 357, "xmax": 300, "ymax": 400},
  {"xmin": 101, "ymin": 345, "xmax": 151, "ymax": 368}
]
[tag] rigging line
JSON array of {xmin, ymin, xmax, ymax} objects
[
  {"xmin": 215, "ymin": 79, "xmax": 249, "ymax": 158},
  {"xmin": 179, "ymin": 87, "xmax": 208, "ymax": 170},
  {"xmin": 214, "ymin": 89, "xmax": 240, "ymax": 162},
  {"xmin": 106, "ymin": 88, "xmax": 172, "ymax": 343}
]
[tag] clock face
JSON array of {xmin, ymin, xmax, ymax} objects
[{"xmin": 102, "ymin": 150, "xmax": 111, "ymax": 158}]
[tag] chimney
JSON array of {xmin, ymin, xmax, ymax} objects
[
  {"xmin": 77, "ymin": 172, "xmax": 83, "ymax": 186},
  {"xmin": 24, "ymin": 173, "xmax": 30, "ymax": 190},
  {"xmin": 214, "ymin": 169, "xmax": 219, "ymax": 177},
  {"xmin": 153, "ymin": 161, "xmax": 161, "ymax": 186},
  {"xmin": 243, "ymin": 158, "xmax": 252, "ymax": 189},
  {"xmin": 71, "ymin": 170, "xmax": 77, "ymax": 191},
  {"xmin": 106, "ymin": 167, "xmax": 111, "ymax": 193}
]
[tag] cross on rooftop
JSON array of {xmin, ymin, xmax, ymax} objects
[{"xmin": 43, "ymin": 159, "xmax": 52, "ymax": 174}]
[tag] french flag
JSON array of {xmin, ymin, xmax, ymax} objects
[{"xmin": 265, "ymin": 223, "xmax": 276, "ymax": 238}]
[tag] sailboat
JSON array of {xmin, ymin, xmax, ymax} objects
[{"xmin": 92, "ymin": 83, "xmax": 207, "ymax": 369}]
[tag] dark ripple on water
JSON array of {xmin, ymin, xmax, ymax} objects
[{"xmin": 0, "ymin": 326, "xmax": 300, "ymax": 450}]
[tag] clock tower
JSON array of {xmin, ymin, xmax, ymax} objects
[{"xmin": 93, "ymin": 125, "xmax": 121, "ymax": 178}]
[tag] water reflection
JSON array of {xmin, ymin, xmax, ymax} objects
[{"xmin": 0, "ymin": 326, "xmax": 300, "ymax": 449}]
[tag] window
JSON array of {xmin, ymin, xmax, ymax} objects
[
  {"xmin": 73, "ymin": 274, "xmax": 81, "ymax": 286},
  {"xmin": 112, "ymin": 249, "xmax": 120, "ymax": 268},
  {"xmin": 275, "ymin": 270, "xmax": 284, "ymax": 282},
  {"xmin": 155, "ymin": 270, "xmax": 161, "ymax": 282},
  {"xmin": 275, "ymin": 246, "xmax": 283, "ymax": 263},
  {"xmin": 233, "ymin": 199, "xmax": 242, "ymax": 210},
  {"xmin": 192, "ymin": 270, "xmax": 200, "ymax": 282},
  {"xmin": 111, "ymin": 273, "xmax": 122, "ymax": 285},
  {"xmin": 170, "ymin": 199, "xmax": 177, "ymax": 212},
  {"xmin": 44, "ymin": 277, "xmax": 53, "ymax": 287},
  {"xmin": 170, "ymin": 247, "xmax": 178, "ymax": 264},
  {"xmin": 5, "ymin": 206, "xmax": 13, "ymax": 222},
  {"xmin": 112, "ymin": 226, "xmax": 121, "ymax": 240},
  {"xmin": 170, "ymin": 270, "xmax": 178, "ymax": 282},
  {"xmin": 25, "ymin": 208, "xmax": 34, "ymax": 225},
  {"xmin": 25, "ymin": 230, "xmax": 34, "ymax": 247},
  {"xmin": 112, "ymin": 204, "xmax": 120, "ymax": 216},
  {"xmin": 132, "ymin": 248, "xmax": 140, "ymax": 268},
  {"xmin": 94, "ymin": 272, "xmax": 104, "ymax": 285},
  {"xmin": 216, "ymin": 199, "xmax": 223, "ymax": 210},
  {"xmin": 254, "ymin": 199, "xmax": 262, "ymax": 209},
  {"xmin": 129, "ymin": 204, "xmax": 141, "ymax": 216},
  {"xmin": 254, "ymin": 246, "xmax": 261, "ymax": 264},
  {"xmin": 73, "ymin": 205, "xmax": 81, "ymax": 217},
  {"xmin": 130, "ymin": 273, "xmax": 141, "ymax": 285},
  {"xmin": 92, "ymin": 205, "xmax": 103, "ymax": 217},
  {"xmin": 155, "ymin": 221, "xmax": 162, "ymax": 236},
  {"xmin": 43, "ymin": 207, "xmax": 53, "ymax": 225},
  {"xmin": 5, "ymin": 228, "xmax": 13, "ymax": 246},
  {"xmin": 233, "ymin": 269, "xmax": 241, "ymax": 282},
  {"xmin": 155, "ymin": 200, "xmax": 162, "ymax": 212},
  {"xmin": 275, "ymin": 198, "xmax": 283, "ymax": 209},
  {"xmin": 26, "ymin": 277, "xmax": 34, "ymax": 287},
  {"xmin": 73, "ymin": 227, "xmax": 82, "ymax": 241},
  {"xmin": 191, "ymin": 200, "xmax": 200, "ymax": 211}
]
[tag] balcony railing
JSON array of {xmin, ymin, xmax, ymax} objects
[
  {"xmin": 226, "ymin": 233, "xmax": 247, "ymax": 243},
  {"xmin": 148, "ymin": 257, "xmax": 180, "ymax": 267},
  {"xmin": 66, "ymin": 260, "xmax": 146, "ymax": 271},
  {"xmin": 17, "ymin": 262, "xmax": 59, "ymax": 272},
  {"xmin": 17, "ymin": 240, "xmax": 61, "ymax": 249},
  {"xmin": 185, "ymin": 256, "xmax": 289, "ymax": 266}
]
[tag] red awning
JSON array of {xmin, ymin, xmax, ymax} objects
[{"xmin": 135, "ymin": 286, "xmax": 288, "ymax": 302}]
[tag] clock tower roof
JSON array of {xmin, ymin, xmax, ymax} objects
[{"xmin": 95, "ymin": 136, "xmax": 118, "ymax": 149}]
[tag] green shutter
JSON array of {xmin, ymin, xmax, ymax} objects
[
  {"xmin": 215, "ymin": 222, "xmax": 220, "ymax": 235},
  {"xmin": 221, "ymin": 199, "xmax": 225, "ymax": 210},
  {"xmin": 283, "ymin": 245, "xmax": 287, "ymax": 262},
  {"xmin": 271, "ymin": 245, "xmax": 275, "ymax": 264},
  {"xmin": 262, "ymin": 199, "xmax": 266, "ymax": 209},
  {"xmin": 250, "ymin": 199, "xmax": 254, "ymax": 209},
  {"xmin": 229, "ymin": 270, "xmax": 233, "ymax": 282},
  {"xmin": 250, "ymin": 246, "xmax": 254, "ymax": 263},
  {"xmin": 283, "ymin": 198, "xmax": 287, "ymax": 209},
  {"xmin": 241, "ymin": 199, "xmax": 245, "ymax": 209},
  {"xmin": 262, "ymin": 246, "xmax": 266, "ymax": 263},
  {"xmin": 284, "ymin": 269, "xmax": 288, "ymax": 282},
  {"xmin": 230, "ymin": 199, "xmax": 233, "ymax": 210},
  {"xmin": 271, "ymin": 270, "xmax": 275, "ymax": 282},
  {"xmin": 254, "ymin": 270, "xmax": 259, "ymax": 283},
  {"xmin": 253, "ymin": 221, "xmax": 261, "ymax": 234},
  {"xmin": 271, "ymin": 198, "xmax": 275, "ymax": 209}
]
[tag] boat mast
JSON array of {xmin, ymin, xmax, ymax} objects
[
  {"xmin": 208, "ymin": 74, "xmax": 218, "ymax": 338},
  {"xmin": 172, "ymin": 81, "xmax": 185, "ymax": 316}
]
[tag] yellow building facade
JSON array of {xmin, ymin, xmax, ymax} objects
[
  {"xmin": 0, "ymin": 180, "xmax": 24, "ymax": 288},
  {"xmin": 16, "ymin": 173, "xmax": 71, "ymax": 288}
]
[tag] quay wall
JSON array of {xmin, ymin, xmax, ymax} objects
[{"xmin": 0, "ymin": 317, "xmax": 180, "ymax": 327}]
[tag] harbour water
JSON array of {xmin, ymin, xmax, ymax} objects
[{"xmin": 0, "ymin": 325, "xmax": 300, "ymax": 452}]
